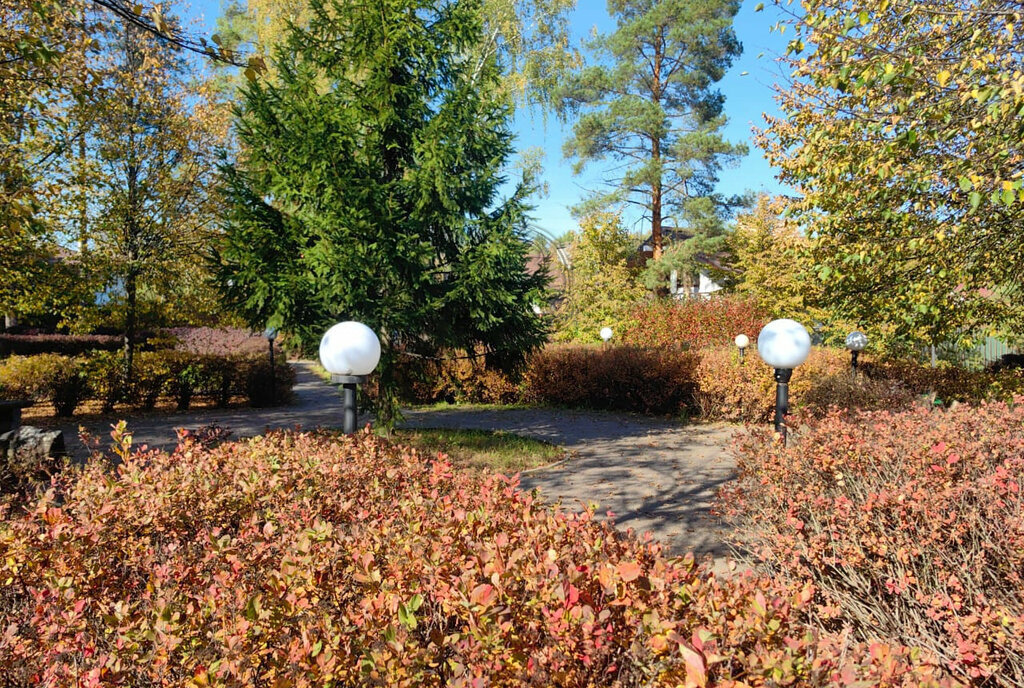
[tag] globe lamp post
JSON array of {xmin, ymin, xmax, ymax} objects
[
  {"xmin": 734, "ymin": 333, "xmax": 750, "ymax": 363},
  {"xmin": 845, "ymin": 331, "xmax": 868, "ymax": 374},
  {"xmin": 319, "ymin": 321, "xmax": 381, "ymax": 434},
  {"xmin": 757, "ymin": 319, "xmax": 812, "ymax": 445},
  {"xmin": 264, "ymin": 326, "xmax": 279, "ymax": 403},
  {"xmin": 600, "ymin": 327, "xmax": 613, "ymax": 343}
]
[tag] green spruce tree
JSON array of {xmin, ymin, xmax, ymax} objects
[
  {"xmin": 217, "ymin": 0, "xmax": 549, "ymax": 427},
  {"xmin": 563, "ymin": 0, "xmax": 746, "ymax": 260}
]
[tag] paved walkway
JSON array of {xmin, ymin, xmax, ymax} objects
[
  {"xmin": 53, "ymin": 362, "xmax": 352, "ymax": 456},
  {"xmin": 52, "ymin": 362, "xmax": 738, "ymax": 564},
  {"xmin": 400, "ymin": 408, "xmax": 737, "ymax": 562}
]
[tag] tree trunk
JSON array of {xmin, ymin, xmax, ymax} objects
[
  {"xmin": 651, "ymin": 175, "xmax": 663, "ymax": 260},
  {"xmin": 650, "ymin": 32, "xmax": 664, "ymax": 260},
  {"xmin": 123, "ymin": 272, "xmax": 137, "ymax": 392}
]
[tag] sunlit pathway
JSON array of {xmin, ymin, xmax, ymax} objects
[
  {"xmin": 51, "ymin": 362, "xmax": 739, "ymax": 565},
  {"xmin": 400, "ymin": 407, "xmax": 737, "ymax": 565}
]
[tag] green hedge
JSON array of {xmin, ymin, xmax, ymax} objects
[{"xmin": 0, "ymin": 351, "xmax": 295, "ymax": 417}]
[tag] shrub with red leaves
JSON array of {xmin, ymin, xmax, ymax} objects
[
  {"xmin": 522, "ymin": 345, "xmax": 699, "ymax": 414},
  {"xmin": 164, "ymin": 326, "xmax": 274, "ymax": 356},
  {"xmin": 0, "ymin": 428, "xmax": 951, "ymax": 686},
  {"xmin": 722, "ymin": 400, "xmax": 1024, "ymax": 686},
  {"xmin": 621, "ymin": 297, "xmax": 770, "ymax": 350},
  {"xmin": 0, "ymin": 333, "xmax": 124, "ymax": 357}
]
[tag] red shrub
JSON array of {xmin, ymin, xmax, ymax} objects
[
  {"xmin": 0, "ymin": 428, "xmax": 951, "ymax": 687},
  {"xmin": 621, "ymin": 297, "xmax": 769, "ymax": 350},
  {"xmin": 522, "ymin": 345, "xmax": 699, "ymax": 414},
  {"xmin": 722, "ymin": 400, "xmax": 1024, "ymax": 686},
  {"xmin": 0, "ymin": 333, "xmax": 124, "ymax": 357},
  {"xmin": 164, "ymin": 326, "xmax": 274, "ymax": 356}
]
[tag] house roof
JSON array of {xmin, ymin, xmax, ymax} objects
[
  {"xmin": 634, "ymin": 228, "xmax": 738, "ymax": 274},
  {"xmin": 525, "ymin": 253, "xmax": 568, "ymax": 291}
]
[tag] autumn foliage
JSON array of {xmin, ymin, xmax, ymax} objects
[
  {"xmin": 621, "ymin": 297, "xmax": 770, "ymax": 350},
  {"xmin": 522, "ymin": 345, "xmax": 699, "ymax": 414},
  {"xmin": 0, "ymin": 428, "xmax": 953, "ymax": 686},
  {"xmin": 723, "ymin": 400, "xmax": 1024, "ymax": 686}
]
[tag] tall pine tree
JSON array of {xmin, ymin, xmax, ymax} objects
[
  {"xmin": 217, "ymin": 0, "xmax": 549, "ymax": 426},
  {"xmin": 562, "ymin": 0, "xmax": 745, "ymax": 259}
]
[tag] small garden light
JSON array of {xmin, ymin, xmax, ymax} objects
[
  {"xmin": 600, "ymin": 327, "xmax": 613, "ymax": 343},
  {"xmin": 845, "ymin": 331, "xmax": 868, "ymax": 374},
  {"xmin": 532, "ymin": 304, "xmax": 543, "ymax": 316},
  {"xmin": 734, "ymin": 333, "xmax": 750, "ymax": 362},
  {"xmin": 319, "ymin": 321, "xmax": 381, "ymax": 434},
  {"xmin": 264, "ymin": 326, "xmax": 280, "ymax": 403},
  {"xmin": 757, "ymin": 319, "xmax": 812, "ymax": 445}
]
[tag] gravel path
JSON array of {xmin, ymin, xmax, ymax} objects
[{"xmin": 50, "ymin": 361, "xmax": 739, "ymax": 564}]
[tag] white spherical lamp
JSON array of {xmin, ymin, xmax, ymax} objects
[
  {"xmin": 734, "ymin": 333, "xmax": 750, "ymax": 349},
  {"xmin": 845, "ymin": 331, "xmax": 868, "ymax": 352},
  {"xmin": 757, "ymin": 319, "xmax": 812, "ymax": 370},
  {"xmin": 319, "ymin": 321, "xmax": 381, "ymax": 377},
  {"xmin": 757, "ymin": 319, "xmax": 812, "ymax": 446},
  {"xmin": 600, "ymin": 327, "xmax": 613, "ymax": 342}
]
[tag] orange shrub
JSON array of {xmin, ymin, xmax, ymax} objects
[
  {"xmin": 522, "ymin": 345, "xmax": 699, "ymax": 414},
  {"xmin": 621, "ymin": 297, "xmax": 769, "ymax": 350},
  {"xmin": 692, "ymin": 347, "xmax": 912, "ymax": 421},
  {"xmin": 722, "ymin": 401, "xmax": 1024, "ymax": 686},
  {"xmin": 0, "ymin": 427, "xmax": 950, "ymax": 686},
  {"xmin": 864, "ymin": 359, "xmax": 1024, "ymax": 404}
]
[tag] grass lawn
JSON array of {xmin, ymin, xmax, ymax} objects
[{"xmin": 391, "ymin": 427, "xmax": 565, "ymax": 475}]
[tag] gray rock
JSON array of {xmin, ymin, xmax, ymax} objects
[{"xmin": 0, "ymin": 427, "xmax": 66, "ymax": 491}]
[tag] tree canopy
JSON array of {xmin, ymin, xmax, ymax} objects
[
  {"xmin": 554, "ymin": 211, "xmax": 644, "ymax": 342},
  {"xmin": 759, "ymin": 0, "xmax": 1024, "ymax": 346},
  {"xmin": 562, "ymin": 0, "xmax": 746, "ymax": 259},
  {"xmin": 215, "ymin": 0, "xmax": 579, "ymax": 108},
  {"xmin": 217, "ymin": 0, "xmax": 549, "ymax": 426}
]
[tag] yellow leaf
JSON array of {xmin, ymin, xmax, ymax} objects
[{"xmin": 937, "ymin": 70, "xmax": 951, "ymax": 87}]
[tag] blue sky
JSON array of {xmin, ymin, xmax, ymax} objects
[{"xmin": 187, "ymin": 0, "xmax": 790, "ymax": 238}]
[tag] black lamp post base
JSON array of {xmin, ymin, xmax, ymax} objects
[
  {"xmin": 330, "ymin": 375, "xmax": 368, "ymax": 434},
  {"xmin": 773, "ymin": 368, "xmax": 793, "ymax": 445}
]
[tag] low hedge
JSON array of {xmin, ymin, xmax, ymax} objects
[
  {"xmin": 722, "ymin": 400, "xmax": 1024, "ymax": 686},
  {"xmin": 0, "ymin": 351, "xmax": 295, "ymax": 417},
  {"xmin": 0, "ymin": 428, "xmax": 952, "ymax": 686},
  {"xmin": 391, "ymin": 344, "xmax": 1024, "ymax": 420},
  {"xmin": 0, "ymin": 333, "xmax": 138, "ymax": 357},
  {"xmin": 521, "ymin": 345, "xmax": 699, "ymax": 414}
]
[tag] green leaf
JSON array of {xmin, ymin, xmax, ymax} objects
[
  {"xmin": 409, "ymin": 593, "xmax": 424, "ymax": 612},
  {"xmin": 755, "ymin": 2, "xmax": 764, "ymax": 10},
  {"xmin": 398, "ymin": 602, "xmax": 417, "ymax": 630},
  {"xmin": 969, "ymin": 192, "xmax": 982, "ymax": 210},
  {"xmin": 958, "ymin": 177, "xmax": 972, "ymax": 192}
]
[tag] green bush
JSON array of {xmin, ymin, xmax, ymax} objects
[
  {"xmin": 240, "ymin": 356, "xmax": 296, "ymax": 407},
  {"xmin": 0, "ymin": 355, "xmax": 89, "ymax": 417},
  {"xmin": 0, "ymin": 351, "xmax": 295, "ymax": 416}
]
